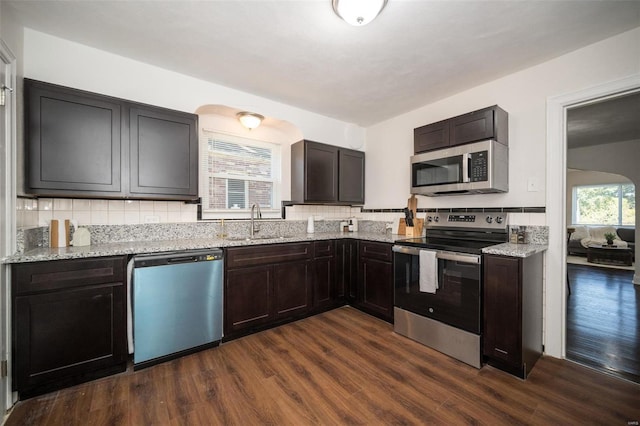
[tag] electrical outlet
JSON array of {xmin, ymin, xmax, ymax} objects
[{"xmin": 143, "ymin": 215, "xmax": 160, "ymax": 223}]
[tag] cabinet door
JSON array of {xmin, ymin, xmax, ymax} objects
[
  {"xmin": 274, "ymin": 260, "xmax": 311, "ymax": 319},
  {"xmin": 25, "ymin": 79, "xmax": 122, "ymax": 196},
  {"xmin": 414, "ymin": 120, "xmax": 449, "ymax": 153},
  {"xmin": 313, "ymin": 241, "xmax": 335, "ymax": 311},
  {"xmin": 129, "ymin": 106, "xmax": 198, "ymax": 200},
  {"xmin": 12, "ymin": 257, "xmax": 127, "ymax": 398},
  {"xmin": 483, "ymin": 255, "xmax": 522, "ymax": 366},
  {"xmin": 15, "ymin": 285, "xmax": 125, "ymax": 397},
  {"xmin": 225, "ymin": 265, "xmax": 273, "ymax": 335},
  {"xmin": 336, "ymin": 239, "xmax": 358, "ymax": 303},
  {"xmin": 305, "ymin": 141, "xmax": 338, "ymax": 202},
  {"xmin": 358, "ymin": 257, "xmax": 393, "ymax": 322},
  {"xmin": 338, "ymin": 149, "xmax": 365, "ymax": 204},
  {"xmin": 358, "ymin": 241, "xmax": 393, "ymax": 322},
  {"xmin": 450, "ymin": 107, "xmax": 495, "ymax": 146}
]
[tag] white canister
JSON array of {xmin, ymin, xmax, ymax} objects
[{"xmin": 307, "ymin": 216, "xmax": 314, "ymax": 233}]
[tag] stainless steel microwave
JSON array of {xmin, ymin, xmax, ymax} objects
[{"xmin": 410, "ymin": 139, "xmax": 508, "ymax": 196}]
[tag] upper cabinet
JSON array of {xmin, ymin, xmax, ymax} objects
[
  {"xmin": 128, "ymin": 106, "xmax": 198, "ymax": 199},
  {"xmin": 24, "ymin": 79, "xmax": 198, "ymax": 201},
  {"xmin": 291, "ymin": 140, "xmax": 365, "ymax": 205},
  {"xmin": 414, "ymin": 105, "xmax": 508, "ymax": 154},
  {"xmin": 25, "ymin": 80, "xmax": 123, "ymax": 195}
]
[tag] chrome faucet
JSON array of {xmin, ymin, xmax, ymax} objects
[{"xmin": 250, "ymin": 203, "xmax": 262, "ymax": 237}]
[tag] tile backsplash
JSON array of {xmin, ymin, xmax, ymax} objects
[{"xmin": 17, "ymin": 197, "xmax": 198, "ymax": 228}]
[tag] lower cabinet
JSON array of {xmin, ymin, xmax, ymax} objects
[
  {"xmin": 224, "ymin": 242, "xmax": 312, "ymax": 339},
  {"xmin": 356, "ymin": 241, "xmax": 394, "ymax": 323},
  {"xmin": 336, "ymin": 239, "xmax": 358, "ymax": 304},
  {"xmin": 483, "ymin": 253, "xmax": 543, "ymax": 378},
  {"xmin": 312, "ymin": 240, "xmax": 336, "ymax": 312},
  {"xmin": 12, "ymin": 256, "xmax": 128, "ymax": 399}
]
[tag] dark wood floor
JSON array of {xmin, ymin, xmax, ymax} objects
[
  {"xmin": 567, "ymin": 263, "xmax": 640, "ymax": 383},
  {"xmin": 7, "ymin": 306, "xmax": 640, "ymax": 425}
]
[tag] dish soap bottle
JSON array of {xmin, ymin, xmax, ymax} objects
[{"xmin": 307, "ymin": 216, "xmax": 314, "ymax": 233}]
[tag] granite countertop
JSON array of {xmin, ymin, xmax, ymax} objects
[
  {"xmin": 4, "ymin": 231, "xmax": 401, "ymax": 264},
  {"xmin": 482, "ymin": 242, "xmax": 548, "ymax": 258}
]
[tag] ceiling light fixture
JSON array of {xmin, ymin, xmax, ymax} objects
[
  {"xmin": 332, "ymin": 0, "xmax": 388, "ymax": 26},
  {"xmin": 236, "ymin": 112, "xmax": 264, "ymax": 130}
]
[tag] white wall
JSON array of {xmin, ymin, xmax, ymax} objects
[
  {"xmin": 366, "ymin": 27, "xmax": 640, "ymax": 360},
  {"xmin": 22, "ymin": 29, "xmax": 366, "ymax": 152},
  {"xmin": 365, "ymin": 27, "xmax": 640, "ymax": 212}
]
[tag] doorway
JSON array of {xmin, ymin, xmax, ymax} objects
[{"xmin": 545, "ymin": 74, "xmax": 640, "ymax": 362}]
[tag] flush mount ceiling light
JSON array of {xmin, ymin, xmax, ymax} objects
[
  {"xmin": 332, "ymin": 0, "xmax": 388, "ymax": 26},
  {"xmin": 236, "ymin": 112, "xmax": 264, "ymax": 130}
]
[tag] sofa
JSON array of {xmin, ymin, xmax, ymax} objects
[{"xmin": 568, "ymin": 225, "xmax": 635, "ymax": 258}]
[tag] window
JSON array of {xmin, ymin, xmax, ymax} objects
[
  {"xmin": 572, "ymin": 183, "xmax": 635, "ymax": 226},
  {"xmin": 200, "ymin": 131, "xmax": 281, "ymax": 219}
]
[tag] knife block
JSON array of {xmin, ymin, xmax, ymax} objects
[{"xmin": 398, "ymin": 218, "xmax": 424, "ymax": 237}]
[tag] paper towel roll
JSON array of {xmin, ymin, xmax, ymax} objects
[{"xmin": 50, "ymin": 219, "xmax": 70, "ymax": 248}]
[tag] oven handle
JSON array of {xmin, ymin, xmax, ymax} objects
[{"xmin": 392, "ymin": 245, "xmax": 480, "ymax": 264}]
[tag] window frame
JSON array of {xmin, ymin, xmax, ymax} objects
[
  {"xmin": 571, "ymin": 182, "xmax": 635, "ymax": 226},
  {"xmin": 199, "ymin": 130, "xmax": 282, "ymax": 220}
]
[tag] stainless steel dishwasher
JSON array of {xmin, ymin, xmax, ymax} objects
[{"xmin": 132, "ymin": 248, "xmax": 223, "ymax": 369}]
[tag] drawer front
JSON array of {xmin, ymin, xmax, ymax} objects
[
  {"xmin": 13, "ymin": 256, "xmax": 126, "ymax": 295},
  {"xmin": 226, "ymin": 242, "xmax": 313, "ymax": 269},
  {"xmin": 359, "ymin": 241, "xmax": 392, "ymax": 262},
  {"xmin": 314, "ymin": 240, "xmax": 335, "ymax": 258}
]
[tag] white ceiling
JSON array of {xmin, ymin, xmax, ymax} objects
[
  {"xmin": 6, "ymin": 0, "xmax": 640, "ymax": 126},
  {"xmin": 568, "ymin": 91, "xmax": 640, "ymax": 149}
]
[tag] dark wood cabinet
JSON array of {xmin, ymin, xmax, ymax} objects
[
  {"xmin": 224, "ymin": 242, "xmax": 313, "ymax": 339},
  {"xmin": 274, "ymin": 261, "xmax": 311, "ymax": 319},
  {"xmin": 24, "ymin": 79, "xmax": 198, "ymax": 201},
  {"xmin": 483, "ymin": 253, "xmax": 543, "ymax": 379},
  {"xmin": 414, "ymin": 119, "xmax": 449, "ymax": 153},
  {"xmin": 336, "ymin": 239, "xmax": 358, "ymax": 304},
  {"xmin": 356, "ymin": 241, "xmax": 394, "ymax": 323},
  {"xmin": 225, "ymin": 265, "xmax": 273, "ymax": 334},
  {"xmin": 312, "ymin": 240, "xmax": 336, "ymax": 312},
  {"xmin": 25, "ymin": 79, "xmax": 123, "ymax": 196},
  {"xmin": 414, "ymin": 105, "xmax": 508, "ymax": 153},
  {"xmin": 12, "ymin": 257, "xmax": 128, "ymax": 399},
  {"xmin": 129, "ymin": 106, "xmax": 198, "ymax": 199},
  {"xmin": 338, "ymin": 150, "xmax": 365, "ymax": 205},
  {"xmin": 291, "ymin": 140, "xmax": 365, "ymax": 205}
]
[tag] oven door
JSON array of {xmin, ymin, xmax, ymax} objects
[{"xmin": 393, "ymin": 245, "xmax": 482, "ymax": 334}]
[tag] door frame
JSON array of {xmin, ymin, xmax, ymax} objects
[
  {"xmin": 0, "ymin": 37, "xmax": 17, "ymax": 417},
  {"xmin": 545, "ymin": 73, "xmax": 640, "ymax": 359}
]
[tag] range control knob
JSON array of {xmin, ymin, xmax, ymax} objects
[
  {"xmin": 496, "ymin": 216, "xmax": 504, "ymax": 224},
  {"xmin": 434, "ymin": 216, "xmax": 440, "ymax": 222},
  {"xmin": 486, "ymin": 216, "xmax": 493, "ymax": 224},
  {"xmin": 427, "ymin": 216, "xmax": 433, "ymax": 222}
]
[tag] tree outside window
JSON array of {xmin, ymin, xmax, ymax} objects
[{"xmin": 573, "ymin": 183, "xmax": 635, "ymax": 226}]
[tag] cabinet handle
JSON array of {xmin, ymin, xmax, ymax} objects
[
  {"xmin": 494, "ymin": 348, "xmax": 508, "ymax": 355},
  {"xmin": 92, "ymin": 295, "xmax": 104, "ymax": 301}
]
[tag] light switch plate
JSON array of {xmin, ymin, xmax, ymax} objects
[{"xmin": 527, "ymin": 177, "xmax": 540, "ymax": 192}]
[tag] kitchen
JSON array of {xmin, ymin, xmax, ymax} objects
[{"xmin": 1, "ymin": 1, "xmax": 640, "ymax": 424}]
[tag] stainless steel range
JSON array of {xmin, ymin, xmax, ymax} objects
[{"xmin": 392, "ymin": 212, "xmax": 508, "ymax": 368}]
